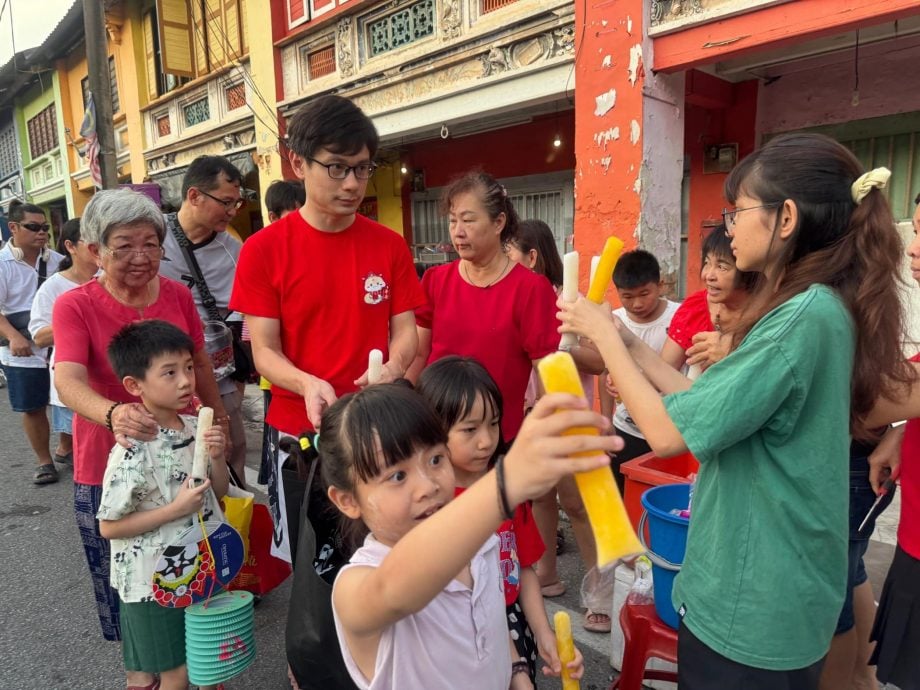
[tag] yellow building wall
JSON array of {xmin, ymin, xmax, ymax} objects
[
  {"xmin": 56, "ymin": 4, "xmax": 150, "ymax": 217},
  {"xmin": 245, "ymin": 0, "xmax": 283, "ymax": 226},
  {"xmin": 368, "ymin": 162, "xmax": 405, "ymax": 236}
]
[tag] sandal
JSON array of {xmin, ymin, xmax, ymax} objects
[
  {"xmin": 584, "ymin": 609, "xmax": 612, "ymax": 633},
  {"xmin": 127, "ymin": 681, "xmax": 159, "ymax": 690},
  {"xmin": 33, "ymin": 463, "xmax": 59, "ymax": 485},
  {"xmin": 53, "ymin": 451, "xmax": 73, "ymax": 465},
  {"xmin": 540, "ymin": 581, "xmax": 566, "ymax": 598}
]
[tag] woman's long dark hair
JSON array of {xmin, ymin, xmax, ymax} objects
[
  {"xmin": 509, "ymin": 219, "xmax": 564, "ymax": 288},
  {"xmin": 725, "ymin": 132, "xmax": 914, "ymax": 435},
  {"xmin": 56, "ymin": 218, "xmax": 81, "ymax": 271}
]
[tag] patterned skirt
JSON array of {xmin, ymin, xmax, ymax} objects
[
  {"xmin": 74, "ymin": 482, "xmax": 121, "ymax": 641},
  {"xmin": 507, "ymin": 599, "xmax": 538, "ymax": 684}
]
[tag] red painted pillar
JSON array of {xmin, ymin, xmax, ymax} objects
[{"xmin": 573, "ymin": 0, "xmax": 646, "ymax": 297}]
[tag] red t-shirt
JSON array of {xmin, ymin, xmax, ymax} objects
[
  {"xmin": 417, "ymin": 262, "xmax": 558, "ymax": 440},
  {"xmin": 230, "ymin": 212, "xmax": 425, "ymax": 434},
  {"xmin": 899, "ymin": 353, "xmax": 920, "ymax": 559},
  {"xmin": 454, "ymin": 486, "xmax": 544, "ymax": 605},
  {"xmin": 666, "ymin": 289, "xmax": 713, "ymax": 351},
  {"xmin": 53, "ymin": 278, "xmax": 205, "ymax": 486}
]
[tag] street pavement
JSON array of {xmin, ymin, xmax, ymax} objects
[{"xmin": 1, "ymin": 386, "xmax": 616, "ymax": 689}]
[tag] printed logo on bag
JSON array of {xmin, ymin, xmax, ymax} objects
[
  {"xmin": 678, "ymin": 604, "xmax": 687, "ymax": 618},
  {"xmin": 362, "ymin": 272, "xmax": 390, "ymax": 305}
]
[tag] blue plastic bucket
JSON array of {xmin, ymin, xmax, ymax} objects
[{"xmin": 640, "ymin": 483, "xmax": 690, "ymax": 629}]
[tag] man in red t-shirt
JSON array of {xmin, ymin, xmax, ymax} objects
[{"xmin": 230, "ymin": 96, "xmax": 424, "ymax": 566}]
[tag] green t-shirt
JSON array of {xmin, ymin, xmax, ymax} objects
[{"xmin": 663, "ymin": 284, "xmax": 852, "ymax": 670}]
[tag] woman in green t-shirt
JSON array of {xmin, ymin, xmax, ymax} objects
[{"xmin": 559, "ymin": 133, "xmax": 915, "ymax": 689}]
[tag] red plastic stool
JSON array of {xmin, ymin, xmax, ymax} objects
[{"xmin": 609, "ymin": 602, "xmax": 679, "ymax": 690}]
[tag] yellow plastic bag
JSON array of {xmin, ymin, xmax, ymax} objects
[{"xmin": 220, "ymin": 484, "xmax": 254, "ymax": 560}]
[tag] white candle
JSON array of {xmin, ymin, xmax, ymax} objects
[
  {"xmin": 589, "ymin": 255, "xmax": 601, "ymax": 286},
  {"xmin": 559, "ymin": 251, "xmax": 579, "ymax": 351},
  {"xmin": 192, "ymin": 407, "xmax": 213, "ymax": 481},
  {"xmin": 368, "ymin": 349, "xmax": 384, "ymax": 385}
]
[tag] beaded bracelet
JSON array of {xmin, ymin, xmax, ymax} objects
[
  {"xmin": 511, "ymin": 661, "xmax": 530, "ymax": 677},
  {"xmin": 105, "ymin": 402, "xmax": 123, "ymax": 432},
  {"xmin": 495, "ymin": 454, "xmax": 515, "ymax": 521}
]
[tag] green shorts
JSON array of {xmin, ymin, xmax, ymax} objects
[{"xmin": 120, "ymin": 599, "xmax": 186, "ymax": 673}]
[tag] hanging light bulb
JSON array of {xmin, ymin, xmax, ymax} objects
[
  {"xmin": 553, "ymin": 134, "xmax": 562, "ymax": 148},
  {"xmin": 400, "ymin": 163, "xmax": 408, "ymax": 174}
]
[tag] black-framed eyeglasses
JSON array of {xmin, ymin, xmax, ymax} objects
[
  {"xmin": 17, "ymin": 222, "xmax": 51, "ymax": 233},
  {"xmin": 722, "ymin": 203, "xmax": 780, "ymax": 227},
  {"xmin": 102, "ymin": 246, "xmax": 165, "ymax": 262},
  {"xmin": 307, "ymin": 157, "xmax": 377, "ymax": 180},
  {"xmin": 196, "ymin": 188, "xmax": 246, "ymax": 211}
]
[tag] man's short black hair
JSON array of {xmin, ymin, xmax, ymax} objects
[
  {"xmin": 915, "ymin": 191, "xmax": 920, "ymax": 205},
  {"xmin": 181, "ymin": 155, "xmax": 243, "ymax": 199},
  {"xmin": 265, "ymin": 180, "xmax": 306, "ymax": 217},
  {"xmin": 613, "ymin": 249, "xmax": 661, "ymax": 290},
  {"xmin": 286, "ymin": 95, "xmax": 379, "ymax": 161},
  {"xmin": 108, "ymin": 320, "xmax": 195, "ymax": 380}
]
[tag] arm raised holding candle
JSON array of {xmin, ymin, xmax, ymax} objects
[{"xmin": 558, "ymin": 297, "xmax": 688, "ymax": 457}]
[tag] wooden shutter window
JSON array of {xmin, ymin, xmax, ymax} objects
[
  {"xmin": 155, "ymin": 0, "xmax": 195, "ymax": 78},
  {"xmin": 223, "ymin": 0, "xmax": 242, "ymax": 59},
  {"xmin": 142, "ymin": 11, "xmax": 159, "ymax": 100},
  {"xmin": 239, "ymin": 0, "xmax": 249, "ymax": 54},
  {"xmin": 190, "ymin": 0, "xmax": 209, "ymax": 76},
  {"xmin": 289, "ymin": 0, "xmax": 307, "ymax": 26},
  {"xmin": 204, "ymin": 0, "xmax": 226, "ymax": 68}
]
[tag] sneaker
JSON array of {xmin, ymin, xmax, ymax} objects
[{"xmin": 0, "ymin": 369, "xmax": 6, "ymax": 388}]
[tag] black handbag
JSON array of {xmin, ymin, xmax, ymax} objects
[
  {"xmin": 167, "ymin": 219, "xmax": 254, "ymax": 383},
  {"xmin": 285, "ymin": 443, "xmax": 359, "ymax": 690},
  {"xmin": 0, "ymin": 258, "xmax": 47, "ymax": 347}
]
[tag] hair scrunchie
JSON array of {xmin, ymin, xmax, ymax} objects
[{"xmin": 851, "ymin": 167, "xmax": 891, "ymax": 205}]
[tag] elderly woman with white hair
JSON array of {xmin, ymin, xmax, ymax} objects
[{"xmin": 53, "ymin": 189, "xmax": 226, "ymax": 687}]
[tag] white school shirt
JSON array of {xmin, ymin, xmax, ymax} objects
[
  {"xmin": 611, "ymin": 300, "xmax": 680, "ymax": 438},
  {"xmin": 333, "ymin": 534, "xmax": 511, "ymax": 690},
  {"xmin": 29, "ymin": 272, "xmax": 82, "ymax": 406},
  {"xmin": 0, "ymin": 244, "xmax": 64, "ymax": 367}
]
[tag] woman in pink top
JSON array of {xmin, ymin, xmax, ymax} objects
[
  {"xmin": 410, "ymin": 172, "xmax": 559, "ymax": 442},
  {"xmin": 53, "ymin": 189, "xmax": 226, "ymax": 690},
  {"xmin": 324, "ymin": 384, "xmax": 606, "ymax": 689}
]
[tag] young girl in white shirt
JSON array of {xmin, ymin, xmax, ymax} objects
[{"xmin": 324, "ymin": 383, "xmax": 612, "ymax": 689}]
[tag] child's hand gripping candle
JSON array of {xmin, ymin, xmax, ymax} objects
[
  {"xmin": 586, "ymin": 236, "xmax": 625, "ymax": 304},
  {"xmin": 191, "ymin": 407, "xmax": 213, "ymax": 482},
  {"xmin": 554, "ymin": 611, "xmax": 579, "ymax": 690},
  {"xmin": 559, "ymin": 251, "xmax": 579, "ymax": 351},
  {"xmin": 538, "ymin": 352, "xmax": 643, "ymax": 567},
  {"xmin": 367, "ymin": 349, "xmax": 384, "ymax": 385}
]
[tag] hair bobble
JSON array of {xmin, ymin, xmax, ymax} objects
[
  {"xmin": 500, "ymin": 184, "xmax": 508, "ymax": 199},
  {"xmin": 851, "ymin": 167, "xmax": 891, "ymax": 205}
]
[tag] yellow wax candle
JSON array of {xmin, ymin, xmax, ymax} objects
[
  {"xmin": 554, "ymin": 611, "xmax": 579, "ymax": 690},
  {"xmin": 586, "ymin": 236, "xmax": 625, "ymax": 303},
  {"xmin": 538, "ymin": 351, "xmax": 643, "ymax": 567}
]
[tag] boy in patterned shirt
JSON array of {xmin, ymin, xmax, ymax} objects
[{"xmin": 97, "ymin": 320, "xmax": 228, "ymax": 690}]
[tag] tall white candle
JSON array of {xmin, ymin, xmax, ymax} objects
[
  {"xmin": 589, "ymin": 255, "xmax": 601, "ymax": 286},
  {"xmin": 192, "ymin": 407, "xmax": 213, "ymax": 481},
  {"xmin": 559, "ymin": 251, "xmax": 579, "ymax": 351},
  {"xmin": 368, "ymin": 349, "xmax": 384, "ymax": 385}
]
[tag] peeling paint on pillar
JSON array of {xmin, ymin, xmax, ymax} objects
[
  {"xmin": 592, "ymin": 127, "xmax": 620, "ymax": 148},
  {"xmin": 594, "ymin": 89, "xmax": 617, "ymax": 117},
  {"xmin": 628, "ymin": 44, "xmax": 643, "ymax": 87},
  {"xmin": 574, "ymin": 0, "xmax": 648, "ymax": 298},
  {"xmin": 629, "ymin": 120, "xmax": 640, "ymax": 145}
]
